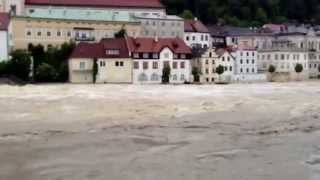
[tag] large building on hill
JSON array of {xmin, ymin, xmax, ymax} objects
[
  {"xmin": 68, "ymin": 37, "xmax": 192, "ymax": 84},
  {"xmin": 3, "ymin": 0, "xmax": 169, "ymax": 50},
  {"xmin": 134, "ymin": 14, "xmax": 184, "ymax": 38}
]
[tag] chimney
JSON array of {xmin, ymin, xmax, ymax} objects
[{"xmin": 154, "ymin": 36, "xmax": 158, "ymax": 42}]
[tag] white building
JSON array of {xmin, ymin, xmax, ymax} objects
[
  {"xmin": 0, "ymin": 0, "xmax": 24, "ymax": 15},
  {"xmin": 0, "ymin": 13, "xmax": 9, "ymax": 61},
  {"xmin": 231, "ymin": 46, "xmax": 267, "ymax": 82},
  {"xmin": 258, "ymin": 40, "xmax": 310, "ymax": 81},
  {"xmin": 184, "ymin": 18, "xmax": 211, "ymax": 48},
  {"xmin": 126, "ymin": 37, "xmax": 192, "ymax": 84},
  {"xmin": 214, "ymin": 48, "xmax": 235, "ymax": 82}
]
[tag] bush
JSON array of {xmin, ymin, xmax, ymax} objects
[
  {"xmin": 36, "ymin": 63, "xmax": 57, "ymax": 82},
  {"xmin": 162, "ymin": 64, "xmax": 171, "ymax": 83},
  {"xmin": 7, "ymin": 50, "xmax": 32, "ymax": 81}
]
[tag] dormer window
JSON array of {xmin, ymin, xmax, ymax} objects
[
  {"xmin": 152, "ymin": 53, "xmax": 158, "ymax": 59},
  {"xmin": 143, "ymin": 53, "xmax": 149, "ymax": 59},
  {"xmin": 133, "ymin": 53, "xmax": 139, "ymax": 58},
  {"xmin": 106, "ymin": 49, "xmax": 120, "ymax": 55},
  {"xmin": 180, "ymin": 54, "xmax": 186, "ymax": 59}
]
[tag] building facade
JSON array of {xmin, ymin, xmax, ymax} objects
[
  {"xmin": 184, "ymin": 18, "xmax": 211, "ymax": 48},
  {"xmin": 126, "ymin": 37, "xmax": 192, "ymax": 84},
  {"xmin": 134, "ymin": 14, "xmax": 184, "ymax": 38},
  {"xmin": 193, "ymin": 48, "xmax": 235, "ymax": 83},
  {"xmin": 0, "ymin": 13, "xmax": 9, "ymax": 61},
  {"xmin": 69, "ymin": 38, "xmax": 133, "ymax": 84},
  {"xmin": 258, "ymin": 40, "xmax": 310, "ymax": 81},
  {"xmin": 11, "ymin": 16, "xmax": 141, "ymax": 50}
]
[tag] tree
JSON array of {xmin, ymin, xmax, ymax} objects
[
  {"xmin": 318, "ymin": 65, "xmax": 320, "ymax": 79},
  {"xmin": 295, "ymin": 63, "xmax": 303, "ymax": 81},
  {"xmin": 162, "ymin": 64, "xmax": 171, "ymax": 84},
  {"xmin": 268, "ymin": 64, "xmax": 276, "ymax": 74},
  {"xmin": 216, "ymin": 65, "xmax": 225, "ymax": 81},
  {"xmin": 7, "ymin": 50, "xmax": 32, "ymax": 81},
  {"xmin": 36, "ymin": 63, "xmax": 57, "ymax": 82},
  {"xmin": 180, "ymin": 10, "xmax": 194, "ymax": 19},
  {"xmin": 192, "ymin": 67, "xmax": 201, "ymax": 82},
  {"xmin": 92, "ymin": 59, "xmax": 98, "ymax": 83},
  {"xmin": 114, "ymin": 29, "xmax": 127, "ymax": 38}
]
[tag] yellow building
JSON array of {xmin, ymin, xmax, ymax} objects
[
  {"xmin": 11, "ymin": 16, "xmax": 141, "ymax": 50},
  {"xmin": 68, "ymin": 38, "xmax": 132, "ymax": 84}
]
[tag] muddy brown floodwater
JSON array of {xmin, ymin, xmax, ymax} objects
[{"xmin": 0, "ymin": 82, "xmax": 320, "ymax": 180}]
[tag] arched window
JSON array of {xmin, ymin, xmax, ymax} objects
[
  {"xmin": 138, "ymin": 73, "xmax": 148, "ymax": 82},
  {"xmin": 180, "ymin": 74, "xmax": 185, "ymax": 81},
  {"xmin": 173, "ymin": 74, "xmax": 177, "ymax": 81},
  {"xmin": 151, "ymin": 73, "xmax": 159, "ymax": 81}
]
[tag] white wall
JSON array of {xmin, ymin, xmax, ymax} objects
[
  {"xmin": 184, "ymin": 32, "xmax": 210, "ymax": 48},
  {"xmin": 0, "ymin": 31, "xmax": 8, "ymax": 61},
  {"xmin": 133, "ymin": 48, "xmax": 191, "ymax": 84}
]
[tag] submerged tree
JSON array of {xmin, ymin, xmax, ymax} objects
[
  {"xmin": 295, "ymin": 63, "xmax": 303, "ymax": 81},
  {"xmin": 162, "ymin": 64, "xmax": 171, "ymax": 84}
]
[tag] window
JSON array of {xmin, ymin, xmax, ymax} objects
[
  {"xmin": 119, "ymin": 61, "xmax": 124, "ymax": 67},
  {"xmin": 173, "ymin": 62, "xmax": 178, "ymax": 69},
  {"xmin": 240, "ymin": 68, "xmax": 243, "ymax": 73},
  {"xmin": 164, "ymin": 53, "xmax": 169, "ymax": 59},
  {"xmin": 26, "ymin": 30, "xmax": 32, "ymax": 36},
  {"xmin": 37, "ymin": 31, "xmax": 42, "ymax": 36},
  {"xmin": 180, "ymin": 74, "xmax": 185, "ymax": 81},
  {"xmin": 79, "ymin": 62, "xmax": 85, "ymax": 69},
  {"xmin": 106, "ymin": 49, "xmax": 120, "ymax": 55},
  {"xmin": 57, "ymin": 30, "xmax": 61, "ymax": 37},
  {"xmin": 100, "ymin": 61, "xmax": 106, "ymax": 67},
  {"xmin": 252, "ymin": 60, "xmax": 255, "ymax": 64},
  {"xmin": 133, "ymin": 53, "xmax": 139, "ymax": 58},
  {"xmin": 180, "ymin": 62, "xmax": 185, "ymax": 69},
  {"xmin": 138, "ymin": 73, "xmax": 148, "ymax": 82},
  {"xmin": 180, "ymin": 54, "xmax": 186, "ymax": 59},
  {"xmin": 115, "ymin": 61, "xmax": 119, "ymax": 66},
  {"xmin": 186, "ymin": 36, "xmax": 189, "ymax": 41},
  {"xmin": 205, "ymin": 60, "xmax": 209, "ymax": 64},
  {"xmin": 67, "ymin": 31, "xmax": 71, "ymax": 37},
  {"xmin": 152, "ymin": 53, "xmax": 158, "ymax": 59},
  {"xmin": 143, "ymin": 53, "xmax": 149, "ymax": 59},
  {"xmin": 173, "ymin": 54, "xmax": 178, "ymax": 59},
  {"xmin": 192, "ymin": 36, "xmax": 195, "ymax": 41},
  {"xmin": 229, "ymin": 66, "xmax": 232, "ymax": 71},
  {"xmin": 222, "ymin": 57, "xmax": 225, "ymax": 61},
  {"xmin": 173, "ymin": 74, "xmax": 177, "ymax": 81},
  {"xmin": 151, "ymin": 73, "xmax": 159, "ymax": 81},
  {"xmin": 152, "ymin": 62, "xmax": 158, "ymax": 69},
  {"xmin": 205, "ymin": 69, "xmax": 209, "ymax": 74},
  {"xmin": 240, "ymin": 59, "xmax": 243, "ymax": 64},
  {"xmin": 143, "ymin": 62, "xmax": 148, "ymax": 69},
  {"xmin": 252, "ymin": 68, "xmax": 255, "ymax": 73},
  {"xmin": 134, "ymin": 62, "xmax": 139, "ymax": 69},
  {"xmin": 47, "ymin": 31, "xmax": 51, "ymax": 36}
]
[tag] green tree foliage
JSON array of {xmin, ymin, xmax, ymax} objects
[
  {"xmin": 295, "ymin": 63, "xmax": 303, "ymax": 74},
  {"xmin": 28, "ymin": 41, "xmax": 75, "ymax": 82},
  {"xmin": 180, "ymin": 10, "xmax": 194, "ymax": 19},
  {"xmin": 162, "ymin": 64, "xmax": 171, "ymax": 83},
  {"xmin": 216, "ymin": 65, "xmax": 225, "ymax": 75},
  {"xmin": 114, "ymin": 29, "xmax": 127, "ymax": 38},
  {"xmin": 36, "ymin": 63, "xmax": 57, "ymax": 82},
  {"xmin": 6, "ymin": 50, "xmax": 32, "ymax": 81},
  {"xmin": 192, "ymin": 66, "xmax": 201, "ymax": 82},
  {"xmin": 268, "ymin": 64, "xmax": 276, "ymax": 74},
  {"xmin": 92, "ymin": 59, "xmax": 98, "ymax": 83},
  {"xmin": 161, "ymin": 0, "xmax": 320, "ymax": 25}
]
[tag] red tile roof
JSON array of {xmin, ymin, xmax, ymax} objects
[
  {"xmin": 184, "ymin": 19, "xmax": 209, "ymax": 33},
  {"xmin": 25, "ymin": 0, "xmax": 164, "ymax": 9},
  {"xmin": 70, "ymin": 38, "xmax": 130, "ymax": 59},
  {"xmin": 70, "ymin": 42, "xmax": 103, "ymax": 59},
  {"xmin": 126, "ymin": 37, "xmax": 192, "ymax": 54},
  {"xmin": 70, "ymin": 37, "xmax": 191, "ymax": 60},
  {"xmin": 0, "ymin": 13, "xmax": 10, "ymax": 31},
  {"xmin": 100, "ymin": 38, "xmax": 130, "ymax": 58}
]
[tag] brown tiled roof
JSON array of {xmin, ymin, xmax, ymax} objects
[
  {"xmin": 0, "ymin": 13, "xmax": 10, "ymax": 31},
  {"xmin": 100, "ymin": 38, "xmax": 130, "ymax": 58},
  {"xmin": 25, "ymin": 0, "xmax": 164, "ymax": 8},
  {"xmin": 70, "ymin": 43, "xmax": 102, "ymax": 59},
  {"xmin": 70, "ymin": 38, "xmax": 130, "ymax": 59},
  {"xmin": 184, "ymin": 19, "xmax": 209, "ymax": 33},
  {"xmin": 126, "ymin": 37, "xmax": 192, "ymax": 54}
]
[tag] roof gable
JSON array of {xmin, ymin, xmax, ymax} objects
[
  {"xmin": 184, "ymin": 19, "xmax": 209, "ymax": 33},
  {"xmin": 126, "ymin": 37, "xmax": 192, "ymax": 54}
]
